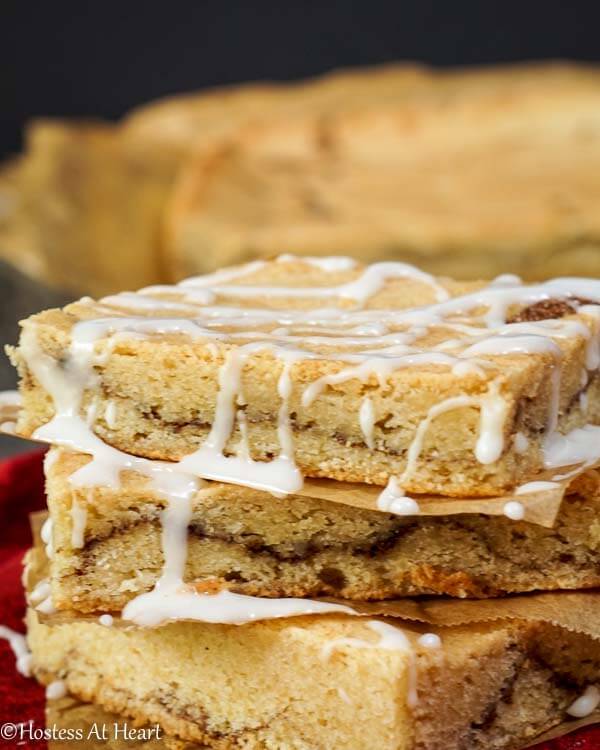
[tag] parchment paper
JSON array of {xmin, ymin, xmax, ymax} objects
[{"xmin": 299, "ymin": 473, "xmax": 584, "ymax": 527}]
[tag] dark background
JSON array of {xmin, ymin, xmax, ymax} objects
[{"xmin": 2, "ymin": 0, "xmax": 600, "ymax": 159}]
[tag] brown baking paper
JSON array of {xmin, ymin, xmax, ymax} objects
[
  {"xmin": 300, "ymin": 473, "xmax": 585, "ymax": 528},
  {"xmin": 27, "ymin": 513, "xmax": 600, "ymax": 748},
  {"xmin": 328, "ymin": 589, "xmax": 600, "ymax": 639},
  {"xmin": 5, "ymin": 396, "xmax": 599, "ymax": 528}
]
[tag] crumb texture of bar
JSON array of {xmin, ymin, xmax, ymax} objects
[
  {"xmin": 9, "ymin": 257, "xmax": 600, "ymax": 497},
  {"xmin": 45, "ymin": 451, "xmax": 600, "ymax": 610},
  {"xmin": 27, "ymin": 607, "xmax": 595, "ymax": 750}
]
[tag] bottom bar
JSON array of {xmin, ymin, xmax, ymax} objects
[
  {"xmin": 42, "ymin": 691, "xmax": 600, "ymax": 750},
  {"xmin": 27, "ymin": 602, "xmax": 600, "ymax": 750}
]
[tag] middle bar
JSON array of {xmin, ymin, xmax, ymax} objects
[{"xmin": 45, "ymin": 448, "xmax": 600, "ymax": 613}]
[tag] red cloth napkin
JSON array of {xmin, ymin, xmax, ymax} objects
[
  {"xmin": 0, "ymin": 450, "xmax": 46, "ymax": 749},
  {"xmin": 0, "ymin": 450, "xmax": 598, "ymax": 749}
]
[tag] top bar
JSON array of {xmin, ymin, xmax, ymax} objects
[{"xmin": 7, "ymin": 255, "xmax": 600, "ymax": 497}]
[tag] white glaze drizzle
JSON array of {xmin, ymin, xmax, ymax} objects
[
  {"xmin": 70, "ymin": 499, "xmax": 87, "ymax": 549},
  {"xmin": 417, "ymin": 633, "xmax": 442, "ymax": 649},
  {"xmin": 98, "ymin": 614, "xmax": 114, "ymax": 627},
  {"xmin": 235, "ymin": 409, "xmax": 251, "ymax": 459},
  {"xmin": 46, "ymin": 680, "xmax": 67, "ymax": 700},
  {"xmin": 276, "ymin": 254, "xmax": 357, "ymax": 272},
  {"xmin": 358, "ymin": 396, "xmax": 376, "ymax": 449},
  {"xmin": 44, "ymin": 447, "xmax": 59, "ymax": 471},
  {"xmin": 376, "ymin": 380, "xmax": 508, "ymax": 501},
  {"xmin": 544, "ymin": 425, "xmax": 600, "ymax": 471},
  {"xmin": 491, "ymin": 273, "xmax": 523, "ymax": 287},
  {"xmin": 567, "ymin": 685, "xmax": 600, "ymax": 718},
  {"xmin": 85, "ymin": 397, "xmax": 99, "ymax": 427},
  {"xmin": 179, "ymin": 259, "xmax": 268, "ymax": 291},
  {"xmin": 35, "ymin": 594, "xmax": 56, "ymax": 615},
  {"xmin": 377, "ymin": 477, "xmax": 421, "ymax": 516},
  {"xmin": 123, "ymin": 587, "xmax": 353, "ymax": 627},
  {"xmin": 502, "ymin": 501, "xmax": 525, "ymax": 521},
  {"xmin": 40, "ymin": 517, "xmax": 53, "ymax": 560},
  {"xmin": 178, "ymin": 347, "xmax": 303, "ymax": 494},
  {"xmin": 0, "ymin": 625, "xmax": 32, "ymax": 677},
  {"xmin": 104, "ymin": 400, "xmax": 118, "ymax": 429},
  {"xmin": 204, "ymin": 261, "xmax": 450, "ymax": 306},
  {"xmin": 29, "ymin": 579, "xmax": 51, "ymax": 605}
]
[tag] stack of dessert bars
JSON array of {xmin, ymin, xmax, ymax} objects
[{"xmin": 7, "ymin": 255, "xmax": 600, "ymax": 749}]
